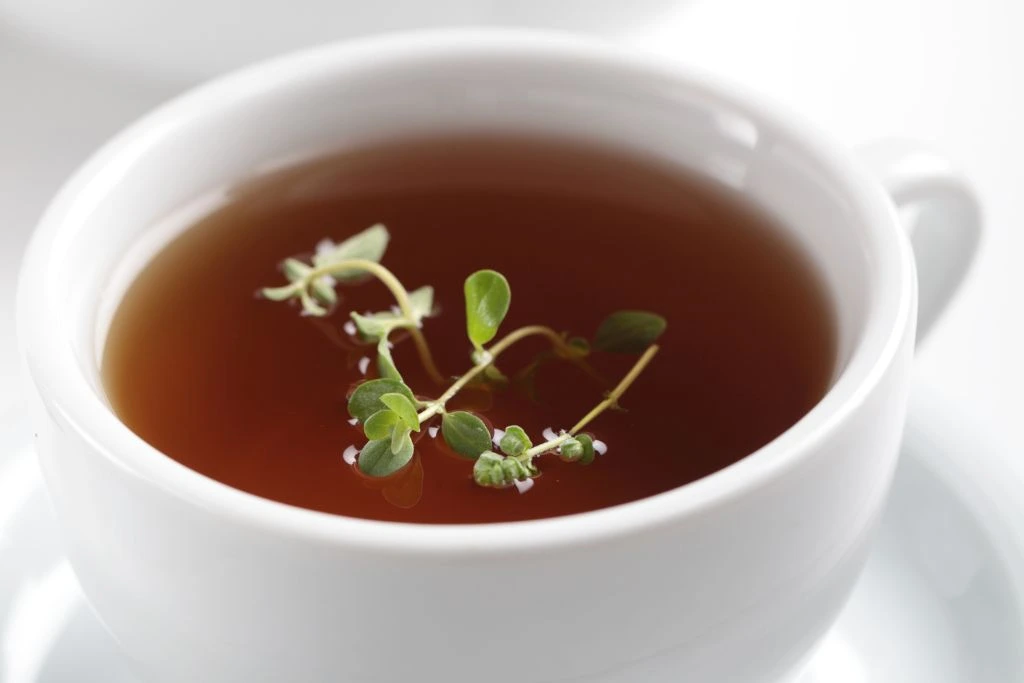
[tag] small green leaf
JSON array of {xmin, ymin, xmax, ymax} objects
[
  {"xmin": 351, "ymin": 311, "xmax": 401, "ymax": 340},
  {"xmin": 576, "ymin": 433, "xmax": 596, "ymax": 465},
  {"xmin": 358, "ymin": 437, "xmax": 413, "ymax": 477},
  {"xmin": 506, "ymin": 456, "xmax": 537, "ymax": 480},
  {"xmin": 391, "ymin": 424, "xmax": 412, "ymax": 454},
  {"xmin": 363, "ymin": 410, "xmax": 399, "ymax": 440},
  {"xmin": 441, "ymin": 411, "xmax": 493, "ymax": 459},
  {"xmin": 593, "ymin": 311, "xmax": 667, "ymax": 353},
  {"xmin": 559, "ymin": 437, "xmax": 584, "ymax": 462},
  {"xmin": 348, "ymin": 379, "xmax": 415, "ymax": 422},
  {"xmin": 464, "ymin": 270, "xmax": 511, "ymax": 348},
  {"xmin": 499, "ymin": 425, "xmax": 532, "ymax": 457},
  {"xmin": 313, "ymin": 224, "xmax": 390, "ymax": 281},
  {"xmin": 380, "ymin": 393, "xmax": 419, "ymax": 431},
  {"xmin": 282, "ymin": 258, "xmax": 311, "ymax": 282},
  {"xmin": 376, "ymin": 337, "xmax": 403, "ymax": 382},
  {"xmin": 472, "ymin": 451, "xmax": 538, "ymax": 487},
  {"xmin": 408, "ymin": 286, "xmax": 435, "ymax": 321},
  {"xmin": 473, "ymin": 451, "xmax": 509, "ymax": 488},
  {"xmin": 299, "ymin": 289, "xmax": 328, "ymax": 317},
  {"xmin": 261, "ymin": 284, "xmax": 298, "ymax": 301},
  {"xmin": 566, "ymin": 337, "xmax": 590, "ymax": 357},
  {"xmin": 310, "ymin": 278, "xmax": 338, "ymax": 307}
]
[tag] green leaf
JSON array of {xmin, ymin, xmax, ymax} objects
[
  {"xmin": 376, "ymin": 337, "xmax": 403, "ymax": 382},
  {"xmin": 313, "ymin": 224, "xmax": 390, "ymax": 281},
  {"xmin": 299, "ymin": 289, "xmax": 328, "ymax": 317},
  {"xmin": 464, "ymin": 270, "xmax": 511, "ymax": 348},
  {"xmin": 351, "ymin": 311, "xmax": 401, "ymax": 340},
  {"xmin": 363, "ymin": 409, "xmax": 399, "ymax": 440},
  {"xmin": 559, "ymin": 437, "xmax": 584, "ymax": 462},
  {"xmin": 576, "ymin": 433, "xmax": 596, "ymax": 465},
  {"xmin": 391, "ymin": 425, "xmax": 412, "ymax": 454},
  {"xmin": 358, "ymin": 437, "xmax": 413, "ymax": 477},
  {"xmin": 282, "ymin": 258, "xmax": 311, "ymax": 282},
  {"xmin": 566, "ymin": 337, "xmax": 590, "ymax": 357},
  {"xmin": 380, "ymin": 392, "xmax": 419, "ymax": 431},
  {"xmin": 310, "ymin": 278, "xmax": 337, "ymax": 307},
  {"xmin": 498, "ymin": 425, "xmax": 532, "ymax": 457},
  {"xmin": 593, "ymin": 311, "xmax": 667, "ymax": 353},
  {"xmin": 441, "ymin": 411, "xmax": 493, "ymax": 459},
  {"xmin": 472, "ymin": 451, "xmax": 537, "ymax": 488},
  {"xmin": 351, "ymin": 287, "xmax": 431, "ymax": 340},
  {"xmin": 473, "ymin": 451, "xmax": 509, "ymax": 488},
  {"xmin": 408, "ymin": 286, "xmax": 435, "ymax": 321},
  {"xmin": 348, "ymin": 378, "xmax": 415, "ymax": 422},
  {"xmin": 261, "ymin": 284, "xmax": 298, "ymax": 301}
]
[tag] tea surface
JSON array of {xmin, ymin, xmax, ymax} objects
[{"xmin": 102, "ymin": 134, "xmax": 836, "ymax": 523}]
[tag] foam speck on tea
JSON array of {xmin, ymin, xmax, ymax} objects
[{"xmin": 102, "ymin": 133, "xmax": 836, "ymax": 523}]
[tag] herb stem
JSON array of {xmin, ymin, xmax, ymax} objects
[
  {"xmin": 307, "ymin": 259, "xmax": 445, "ymax": 385},
  {"xmin": 570, "ymin": 344, "xmax": 659, "ymax": 433},
  {"xmin": 487, "ymin": 325, "xmax": 567, "ymax": 357},
  {"xmin": 519, "ymin": 344, "xmax": 660, "ymax": 459},
  {"xmin": 415, "ymin": 402, "xmax": 444, "ymax": 423},
  {"xmin": 521, "ymin": 433, "xmax": 572, "ymax": 459},
  {"xmin": 415, "ymin": 324, "xmax": 588, "ymax": 424},
  {"xmin": 415, "ymin": 362, "xmax": 485, "ymax": 423},
  {"xmin": 492, "ymin": 325, "xmax": 607, "ymax": 387},
  {"xmin": 309, "ymin": 259, "xmax": 407, "ymax": 310}
]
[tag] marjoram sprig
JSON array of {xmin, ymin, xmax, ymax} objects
[{"xmin": 262, "ymin": 224, "xmax": 666, "ymax": 490}]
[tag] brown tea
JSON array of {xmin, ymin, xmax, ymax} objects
[{"xmin": 102, "ymin": 133, "xmax": 836, "ymax": 524}]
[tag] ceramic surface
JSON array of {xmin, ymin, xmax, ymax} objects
[{"xmin": 3, "ymin": 386, "xmax": 1021, "ymax": 682}]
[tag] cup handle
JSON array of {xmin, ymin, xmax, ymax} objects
[{"xmin": 856, "ymin": 140, "xmax": 982, "ymax": 344}]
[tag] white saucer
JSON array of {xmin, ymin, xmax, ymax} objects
[{"xmin": 2, "ymin": 383, "xmax": 1022, "ymax": 683}]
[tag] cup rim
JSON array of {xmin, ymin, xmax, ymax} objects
[{"xmin": 17, "ymin": 28, "xmax": 915, "ymax": 556}]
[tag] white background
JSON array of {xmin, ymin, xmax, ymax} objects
[{"xmin": 1, "ymin": 0, "xmax": 1019, "ymax": 446}]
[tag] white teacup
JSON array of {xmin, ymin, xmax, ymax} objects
[{"xmin": 17, "ymin": 30, "xmax": 980, "ymax": 683}]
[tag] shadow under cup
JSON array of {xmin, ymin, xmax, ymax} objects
[{"xmin": 19, "ymin": 34, "xmax": 913, "ymax": 683}]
